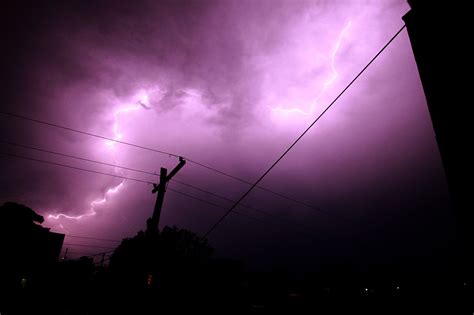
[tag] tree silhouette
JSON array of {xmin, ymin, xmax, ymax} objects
[{"xmin": 108, "ymin": 226, "xmax": 214, "ymax": 292}]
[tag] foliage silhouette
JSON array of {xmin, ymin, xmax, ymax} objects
[{"xmin": 108, "ymin": 226, "xmax": 214, "ymax": 292}]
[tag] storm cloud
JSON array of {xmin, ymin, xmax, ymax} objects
[{"xmin": 0, "ymin": 0, "xmax": 456, "ymax": 271}]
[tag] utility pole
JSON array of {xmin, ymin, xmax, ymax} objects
[{"xmin": 147, "ymin": 157, "xmax": 186, "ymax": 232}]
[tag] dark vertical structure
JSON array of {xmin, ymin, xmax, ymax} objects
[
  {"xmin": 147, "ymin": 157, "xmax": 186, "ymax": 232},
  {"xmin": 150, "ymin": 167, "xmax": 169, "ymax": 230},
  {"xmin": 0, "ymin": 202, "xmax": 65, "ymax": 289},
  {"xmin": 403, "ymin": 1, "xmax": 471, "ymax": 272}
]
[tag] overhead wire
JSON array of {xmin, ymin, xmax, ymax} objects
[
  {"xmin": 0, "ymin": 151, "xmax": 152, "ymax": 184},
  {"xmin": 201, "ymin": 24, "xmax": 407, "ymax": 238},
  {"xmin": 0, "ymin": 112, "xmax": 327, "ymax": 214},
  {"xmin": 0, "ymin": 150, "xmax": 306, "ymax": 231},
  {"xmin": 0, "ymin": 24, "xmax": 407, "ymax": 241},
  {"xmin": 0, "ymin": 145, "xmax": 318, "ymax": 233},
  {"xmin": 0, "ymin": 139, "xmax": 157, "ymax": 177},
  {"xmin": 65, "ymin": 234, "xmax": 122, "ymax": 243},
  {"xmin": 63, "ymin": 243, "xmax": 116, "ymax": 249}
]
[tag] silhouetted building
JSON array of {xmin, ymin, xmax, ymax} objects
[
  {"xmin": 403, "ymin": 1, "xmax": 472, "ymax": 273},
  {"xmin": 0, "ymin": 202, "xmax": 64, "ymax": 288}
]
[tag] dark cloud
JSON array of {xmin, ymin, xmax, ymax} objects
[{"xmin": 0, "ymin": 0, "xmax": 456, "ymax": 271}]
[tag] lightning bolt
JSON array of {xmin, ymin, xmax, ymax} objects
[
  {"xmin": 105, "ymin": 105, "xmax": 142, "ymax": 149},
  {"xmin": 48, "ymin": 91, "xmax": 150, "ymax": 221},
  {"xmin": 273, "ymin": 21, "xmax": 352, "ymax": 117},
  {"xmin": 48, "ymin": 182, "xmax": 125, "ymax": 220}
]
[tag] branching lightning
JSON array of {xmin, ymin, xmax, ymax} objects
[
  {"xmin": 46, "ymin": 23, "xmax": 351, "ymax": 222},
  {"xmin": 48, "ymin": 91, "xmax": 150, "ymax": 221},
  {"xmin": 274, "ymin": 21, "xmax": 352, "ymax": 117},
  {"xmin": 105, "ymin": 105, "xmax": 142, "ymax": 149},
  {"xmin": 48, "ymin": 182, "xmax": 125, "ymax": 220}
]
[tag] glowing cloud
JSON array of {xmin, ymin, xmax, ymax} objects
[
  {"xmin": 48, "ymin": 91, "xmax": 152, "ymax": 221},
  {"xmin": 273, "ymin": 21, "xmax": 352, "ymax": 118}
]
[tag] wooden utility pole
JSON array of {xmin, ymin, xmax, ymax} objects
[{"xmin": 147, "ymin": 157, "xmax": 186, "ymax": 232}]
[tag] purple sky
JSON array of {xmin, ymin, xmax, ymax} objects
[{"xmin": 1, "ymin": 0, "xmax": 456, "ymax": 270}]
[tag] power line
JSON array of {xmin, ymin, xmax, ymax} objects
[
  {"xmin": 0, "ymin": 112, "xmax": 177, "ymax": 157},
  {"xmin": 0, "ymin": 151, "xmax": 152, "ymax": 185},
  {"xmin": 0, "ymin": 150, "xmax": 317, "ymax": 235},
  {"xmin": 0, "ymin": 151, "xmax": 263, "ymax": 223},
  {"xmin": 0, "ymin": 140, "xmax": 324, "ymax": 226},
  {"xmin": 65, "ymin": 234, "xmax": 122, "ymax": 243},
  {"xmin": 201, "ymin": 25, "xmax": 407, "ymax": 239},
  {"xmin": 170, "ymin": 179, "xmax": 316, "ymax": 230},
  {"xmin": 167, "ymin": 186, "xmax": 316, "ymax": 236},
  {"xmin": 90, "ymin": 250, "xmax": 115, "ymax": 256},
  {"xmin": 61, "ymin": 249, "xmax": 115, "ymax": 257},
  {"xmin": 173, "ymin": 180, "xmax": 276, "ymax": 217},
  {"xmin": 0, "ymin": 140, "xmax": 157, "ymax": 177},
  {"xmin": 0, "ymin": 140, "xmax": 257, "ymax": 210},
  {"xmin": 60, "ymin": 251, "xmax": 97, "ymax": 255},
  {"xmin": 63, "ymin": 243, "xmax": 116, "ymax": 249},
  {"xmin": 168, "ymin": 186, "xmax": 318, "ymax": 237},
  {"xmin": 0, "ymin": 113, "xmax": 327, "ymax": 214},
  {"xmin": 166, "ymin": 186, "xmax": 264, "ymax": 223}
]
